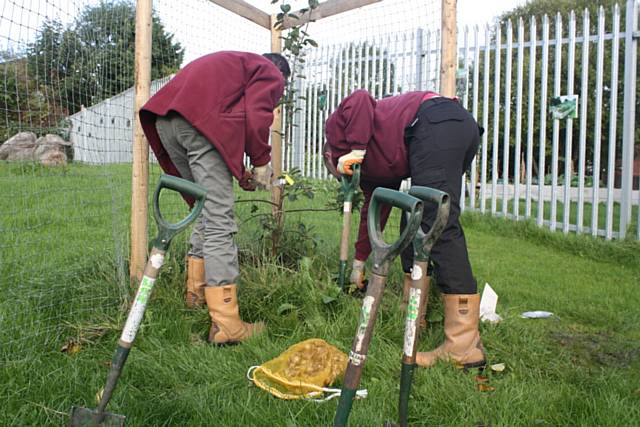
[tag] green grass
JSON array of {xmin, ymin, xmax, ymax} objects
[
  {"xmin": 470, "ymin": 195, "xmax": 639, "ymax": 237},
  {"xmin": 1, "ymin": 163, "xmax": 639, "ymax": 426}
]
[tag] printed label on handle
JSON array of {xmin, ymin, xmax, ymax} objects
[
  {"xmin": 120, "ymin": 275, "xmax": 156, "ymax": 344},
  {"xmin": 343, "ymin": 202, "xmax": 352, "ymax": 213},
  {"xmin": 403, "ymin": 288, "xmax": 421, "ymax": 357},
  {"xmin": 349, "ymin": 351, "xmax": 366, "ymax": 366},
  {"xmin": 355, "ymin": 296, "xmax": 374, "ymax": 352}
]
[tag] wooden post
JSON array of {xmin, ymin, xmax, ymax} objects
[
  {"xmin": 270, "ymin": 14, "xmax": 285, "ymax": 250},
  {"xmin": 439, "ymin": 0, "xmax": 457, "ymax": 97},
  {"xmin": 130, "ymin": 0, "xmax": 153, "ymax": 283}
]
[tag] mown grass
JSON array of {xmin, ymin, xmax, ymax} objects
[
  {"xmin": 1, "ymin": 163, "xmax": 639, "ymax": 426},
  {"xmin": 469, "ymin": 195, "xmax": 639, "ymax": 237}
]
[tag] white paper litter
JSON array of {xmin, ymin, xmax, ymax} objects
[
  {"xmin": 479, "ymin": 283, "xmax": 502, "ymax": 324},
  {"xmin": 490, "ymin": 363, "xmax": 506, "ymax": 372},
  {"xmin": 520, "ymin": 311, "xmax": 554, "ymax": 319}
]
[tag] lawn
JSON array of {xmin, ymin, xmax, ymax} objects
[{"xmin": 1, "ymin": 163, "xmax": 639, "ymax": 426}]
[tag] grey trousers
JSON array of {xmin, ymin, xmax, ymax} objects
[{"xmin": 155, "ymin": 112, "xmax": 239, "ymax": 286}]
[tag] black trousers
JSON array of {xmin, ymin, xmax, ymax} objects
[{"xmin": 400, "ymin": 98, "xmax": 480, "ymax": 294}]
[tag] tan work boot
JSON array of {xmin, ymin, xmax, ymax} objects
[
  {"xmin": 185, "ymin": 256, "xmax": 206, "ymax": 309},
  {"xmin": 416, "ymin": 293, "xmax": 486, "ymax": 369},
  {"xmin": 204, "ymin": 284, "xmax": 265, "ymax": 345}
]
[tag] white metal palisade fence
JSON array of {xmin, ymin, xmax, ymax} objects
[{"xmin": 289, "ymin": 0, "xmax": 639, "ymax": 240}]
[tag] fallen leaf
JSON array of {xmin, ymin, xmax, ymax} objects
[
  {"xmin": 477, "ymin": 383, "xmax": 496, "ymax": 392},
  {"xmin": 100, "ymin": 360, "xmax": 111, "ymax": 368},
  {"xmin": 490, "ymin": 363, "xmax": 506, "ymax": 372},
  {"xmin": 474, "ymin": 375, "xmax": 489, "ymax": 383},
  {"xmin": 61, "ymin": 341, "xmax": 81, "ymax": 356},
  {"xmin": 634, "ymin": 389, "xmax": 640, "ymax": 396},
  {"xmin": 95, "ymin": 387, "xmax": 104, "ymax": 404}
]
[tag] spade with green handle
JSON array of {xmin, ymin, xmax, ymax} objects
[
  {"xmin": 69, "ymin": 174, "xmax": 207, "ymax": 427},
  {"xmin": 392, "ymin": 186, "xmax": 450, "ymax": 427},
  {"xmin": 337, "ymin": 163, "xmax": 361, "ymax": 290},
  {"xmin": 334, "ymin": 187, "xmax": 423, "ymax": 427}
]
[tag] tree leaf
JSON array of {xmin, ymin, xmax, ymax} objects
[
  {"xmin": 61, "ymin": 340, "xmax": 81, "ymax": 355},
  {"xmin": 477, "ymin": 383, "xmax": 496, "ymax": 392}
]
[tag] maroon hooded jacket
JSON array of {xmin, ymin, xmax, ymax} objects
[
  {"xmin": 140, "ymin": 51, "xmax": 285, "ymax": 183},
  {"xmin": 324, "ymin": 89, "xmax": 439, "ymax": 261}
]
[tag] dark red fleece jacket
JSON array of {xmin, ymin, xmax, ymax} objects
[
  {"xmin": 140, "ymin": 51, "xmax": 285, "ymax": 184},
  {"xmin": 324, "ymin": 89, "xmax": 439, "ymax": 261}
]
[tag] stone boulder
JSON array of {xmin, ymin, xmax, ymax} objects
[
  {"xmin": 0, "ymin": 132, "xmax": 38, "ymax": 161},
  {"xmin": 0, "ymin": 132, "xmax": 71, "ymax": 166},
  {"xmin": 34, "ymin": 134, "xmax": 71, "ymax": 166}
]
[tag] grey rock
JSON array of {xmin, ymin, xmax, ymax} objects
[
  {"xmin": 0, "ymin": 132, "xmax": 37, "ymax": 160},
  {"xmin": 0, "ymin": 132, "xmax": 71, "ymax": 165}
]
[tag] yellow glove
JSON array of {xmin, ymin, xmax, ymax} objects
[
  {"xmin": 253, "ymin": 164, "xmax": 273, "ymax": 190},
  {"xmin": 349, "ymin": 259, "xmax": 366, "ymax": 290},
  {"xmin": 337, "ymin": 150, "xmax": 365, "ymax": 175}
]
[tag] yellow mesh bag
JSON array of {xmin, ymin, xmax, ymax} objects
[{"xmin": 247, "ymin": 338, "xmax": 366, "ymax": 401}]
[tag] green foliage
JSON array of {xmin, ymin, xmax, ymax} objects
[
  {"xmin": 0, "ymin": 52, "xmax": 69, "ymax": 141},
  {"xmin": 26, "ymin": 1, "xmax": 184, "ymax": 115},
  {"xmin": 282, "ymin": 167, "xmax": 315, "ymax": 202},
  {"xmin": 243, "ymin": 213, "xmax": 320, "ymax": 269},
  {"xmin": 273, "ymin": 0, "xmax": 320, "ymax": 153},
  {"xmin": 474, "ymin": 0, "xmax": 637, "ymax": 182}
]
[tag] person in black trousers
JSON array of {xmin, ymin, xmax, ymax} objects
[{"xmin": 400, "ymin": 96, "xmax": 485, "ymax": 369}]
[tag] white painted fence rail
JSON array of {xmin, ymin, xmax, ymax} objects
[
  {"xmin": 70, "ymin": 1, "xmax": 639, "ymax": 240},
  {"xmin": 289, "ymin": 0, "xmax": 639, "ymax": 240}
]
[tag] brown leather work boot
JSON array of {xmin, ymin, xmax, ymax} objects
[
  {"xmin": 204, "ymin": 284, "xmax": 265, "ymax": 345},
  {"xmin": 185, "ymin": 256, "xmax": 206, "ymax": 309},
  {"xmin": 416, "ymin": 293, "xmax": 486, "ymax": 369}
]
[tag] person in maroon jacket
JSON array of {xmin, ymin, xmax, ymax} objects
[
  {"xmin": 324, "ymin": 89, "xmax": 485, "ymax": 369},
  {"xmin": 140, "ymin": 51, "xmax": 290, "ymax": 345}
]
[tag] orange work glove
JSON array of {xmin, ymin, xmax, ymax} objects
[{"xmin": 337, "ymin": 150, "xmax": 365, "ymax": 175}]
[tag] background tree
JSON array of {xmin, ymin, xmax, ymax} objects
[
  {"xmin": 473, "ymin": 0, "xmax": 634, "ymax": 185},
  {"xmin": 0, "ymin": 50, "xmax": 67, "ymax": 140},
  {"xmin": 27, "ymin": 0, "xmax": 184, "ymax": 115}
]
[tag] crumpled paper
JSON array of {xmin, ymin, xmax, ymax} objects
[{"xmin": 479, "ymin": 283, "xmax": 502, "ymax": 324}]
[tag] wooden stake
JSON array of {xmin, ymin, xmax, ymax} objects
[
  {"xmin": 130, "ymin": 0, "xmax": 153, "ymax": 283},
  {"xmin": 270, "ymin": 14, "xmax": 284, "ymax": 240},
  {"xmin": 281, "ymin": 0, "xmax": 382, "ymax": 29},
  {"xmin": 207, "ymin": 0, "xmax": 270, "ymax": 29},
  {"xmin": 440, "ymin": 0, "xmax": 457, "ymax": 97}
]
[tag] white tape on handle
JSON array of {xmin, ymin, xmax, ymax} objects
[
  {"xmin": 120, "ymin": 275, "xmax": 156, "ymax": 344},
  {"xmin": 403, "ymin": 288, "xmax": 421, "ymax": 357}
]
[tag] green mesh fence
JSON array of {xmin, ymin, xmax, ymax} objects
[{"xmin": 0, "ymin": 0, "xmax": 439, "ymax": 423}]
